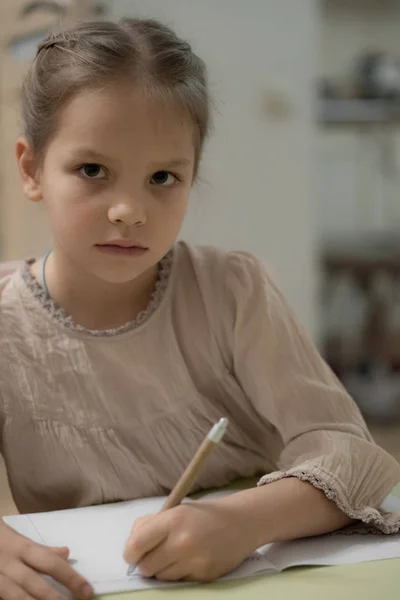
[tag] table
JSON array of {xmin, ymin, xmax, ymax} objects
[{"xmin": 101, "ymin": 483, "xmax": 400, "ymax": 600}]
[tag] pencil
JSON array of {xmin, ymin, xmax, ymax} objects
[
  {"xmin": 126, "ymin": 418, "xmax": 229, "ymax": 577},
  {"xmin": 161, "ymin": 417, "xmax": 229, "ymax": 512}
]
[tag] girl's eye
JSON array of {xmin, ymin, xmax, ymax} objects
[
  {"xmin": 79, "ymin": 164, "xmax": 107, "ymax": 179},
  {"xmin": 150, "ymin": 171, "xmax": 177, "ymax": 186}
]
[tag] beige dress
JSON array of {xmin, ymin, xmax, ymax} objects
[{"xmin": 0, "ymin": 242, "xmax": 399, "ymax": 533}]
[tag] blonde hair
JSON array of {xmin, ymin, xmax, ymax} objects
[{"xmin": 21, "ymin": 19, "xmax": 210, "ymax": 175}]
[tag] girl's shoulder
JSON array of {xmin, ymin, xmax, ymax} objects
[
  {"xmin": 0, "ymin": 262, "xmax": 22, "ymax": 301},
  {"xmin": 0, "ymin": 267, "xmax": 20, "ymax": 308},
  {"xmin": 174, "ymin": 241, "xmax": 272, "ymax": 301},
  {"xmin": 0, "ymin": 262, "xmax": 32, "ymax": 328},
  {"xmin": 172, "ymin": 243, "xmax": 279, "ymax": 364},
  {"xmin": 0, "ymin": 261, "xmax": 24, "ymax": 280}
]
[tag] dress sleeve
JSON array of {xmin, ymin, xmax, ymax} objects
[{"xmin": 224, "ymin": 251, "xmax": 400, "ymax": 534}]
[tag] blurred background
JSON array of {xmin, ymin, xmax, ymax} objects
[{"xmin": 0, "ymin": 1, "xmax": 399, "ymax": 513}]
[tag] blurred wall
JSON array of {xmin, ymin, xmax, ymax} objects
[
  {"xmin": 109, "ymin": 0, "xmax": 319, "ymax": 337},
  {"xmin": 321, "ymin": 0, "xmax": 400, "ymax": 80},
  {"xmin": 0, "ymin": 0, "xmax": 92, "ymax": 261},
  {"xmin": 317, "ymin": 0, "xmax": 400, "ymax": 240}
]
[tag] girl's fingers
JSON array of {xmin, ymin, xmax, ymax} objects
[
  {"xmin": 137, "ymin": 542, "xmax": 176, "ymax": 579},
  {"xmin": 124, "ymin": 518, "xmax": 168, "ymax": 566},
  {"xmin": 3, "ymin": 560, "xmax": 65, "ymax": 600},
  {"xmin": 20, "ymin": 544, "xmax": 92, "ymax": 599},
  {"xmin": 49, "ymin": 547, "xmax": 70, "ymax": 559},
  {"xmin": 153, "ymin": 563, "xmax": 188, "ymax": 582},
  {"xmin": 0, "ymin": 571, "xmax": 36, "ymax": 600}
]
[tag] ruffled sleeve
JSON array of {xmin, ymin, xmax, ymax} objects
[{"xmin": 224, "ymin": 251, "xmax": 400, "ymax": 534}]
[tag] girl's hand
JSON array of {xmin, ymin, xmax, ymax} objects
[
  {"xmin": 0, "ymin": 520, "xmax": 93, "ymax": 600},
  {"xmin": 123, "ymin": 497, "xmax": 257, "ymax": 583}
]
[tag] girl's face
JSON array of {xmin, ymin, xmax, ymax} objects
[{"xmin": 17, "ymin": 83, "xmax": 196, "ymax": 284}]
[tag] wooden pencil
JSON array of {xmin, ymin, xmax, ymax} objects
[{"xmin": 161, "ymin": 417, "xmax": 229, "ymax": 512}]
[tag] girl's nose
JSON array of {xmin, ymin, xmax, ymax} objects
[{"xmin": 107, "ymin": 199, "xmax": 147, "ymax": 227}]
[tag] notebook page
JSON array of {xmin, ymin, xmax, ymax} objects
[
  {"xmin": 4, "ymin": 494, "xmax": 400, "ymax": 594},
  {"xmin": 259, "ymin": 533, "xmax": 400, "ymax": 572},
  {"xmin": 8, "ymin": 497, "xmax": 166, "ymax": 585},
  {"xmin": 3, "ymin": 493, "xmax": 277, "ymax": 595}
]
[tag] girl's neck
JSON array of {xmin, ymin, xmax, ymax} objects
[{"xmin": 31, "ymin": 250, "xmax": 158, "ymax": 331}]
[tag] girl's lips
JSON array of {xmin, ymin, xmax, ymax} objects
[{"xmin": 95, "ymin": 244, "xmax": 148, "ymax": 256}]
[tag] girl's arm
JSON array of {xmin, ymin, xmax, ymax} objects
[
  {"xmin": 124, "ymin": 251, "xmax": 400, "ymax": 583},
  {"xmin": 217, "ymin": 477, "xmax": 352, "ymax": 552},
  {"xmin": 124, "ymin": 476, "xmax": 351, "ymax": 583},
  {"xmin": 225, "ymin": 251, "xmax": 400, "ymax": 534}
]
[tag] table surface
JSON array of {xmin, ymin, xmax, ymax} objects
[{"xmin": 100, "ymin": 483, "xmax": 400, "ymax": 600}]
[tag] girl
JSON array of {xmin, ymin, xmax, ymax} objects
[{"xmin": 0, "ymin": 17, "xmax": 399, "ymax": 600}]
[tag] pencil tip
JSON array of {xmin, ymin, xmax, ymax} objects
[{"xmin": 208, "ymin": 417, "xmax": 229, "ymax": 443}]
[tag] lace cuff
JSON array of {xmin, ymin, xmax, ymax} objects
[{"xmin": 258, "ymin": 466, "xmax": 400, "ymax": 535}]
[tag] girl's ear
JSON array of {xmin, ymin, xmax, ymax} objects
[{"xmin": 16, "ymin": 137, "xmax": 43, "ymax": 202}]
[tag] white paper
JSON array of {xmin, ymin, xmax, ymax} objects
[
  {"xmin": 259, "ymin": 533, "xmax": 400, "ymax": 571},
  {"xmin": 3, "ymin": 493, "xmax": 276, "ymax": 595},
  {"xmin": 3, "ymin": 492, "xmax": 400, "ymax": 596}
]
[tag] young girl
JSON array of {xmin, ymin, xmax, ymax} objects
[{"xmin": 0, "ymin": 17, "xmax": 399, "ymax": 600}]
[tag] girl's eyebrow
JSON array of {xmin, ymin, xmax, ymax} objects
[
  {"xmin": 149, "ymin": 158, "xmax": 192, "ymax": 170},
  {"xmin": 64, "ymin": 149, "xmax": 192, "ymax": 170},
  {"xmin": 65, "ymin": 147, "xmax": 112, "ymax": 162}
]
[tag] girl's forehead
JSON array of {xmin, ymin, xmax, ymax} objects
[
  {"xmin": 50, "ymin": 84, "xmax": 196, "ymax": 159},
  {"xmin": 61, "ymin": 85, "xmax": 191, "ymax": 133}
]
